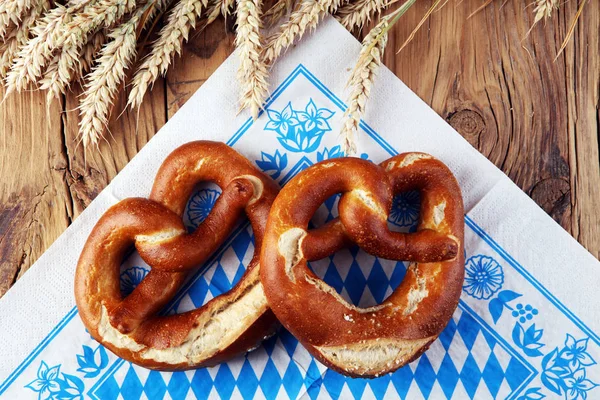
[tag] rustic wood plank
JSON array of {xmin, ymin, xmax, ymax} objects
[
  {"xmin": 377, "ymin": 0, "xmax": 599, "ymax": 255},
  {"xmin": 61, "ymin": 79, "xmax": 167, "ymax": 217},
  {"xmin": 0, "ymin": 89, "xmax": 68, "ymax": 296},
  {"xmin": 0, "ymin": 1, "xmax": 598, "ymax": 297},
  {"xmin": 166, "ymin": 17, "xmax": 236, "ymax": 117}
]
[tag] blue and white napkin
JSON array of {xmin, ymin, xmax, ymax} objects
[{"xmin": 1, "ymin": 17, "xmax": 598, "ymax": 400}]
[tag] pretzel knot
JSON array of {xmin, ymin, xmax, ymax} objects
[
  {"xmin": 260, "ymin": 154, "xmax": 465, "ymax": 378},
  {"xmin": 75, "ymin": 141, "xmax": 279, "ymax": 370}
]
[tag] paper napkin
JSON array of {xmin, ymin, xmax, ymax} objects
[{"xmin": 1, "ymin": 17, "xmax": 598, "ymax": 400}]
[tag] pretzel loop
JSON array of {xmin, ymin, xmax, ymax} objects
[
  {"xmin": 75, "ymin": 141, "xmax": 279, "ymax": 370},
  {"xmin": 260, "ymin": 154, "xmax": 464, "ymax": 378}
]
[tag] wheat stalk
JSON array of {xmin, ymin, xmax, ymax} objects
[
  {"xmin": 0, "ymin": 0, "xmax": 39, "ymax": 39},
  {"xmin": 335, "ymin": 0, "xmax": 388, "ymax": 31},
  {"xmin": 79, "ymin": 4, "xmax": 156, "ymax": 148},
  {"xmin": 0, "ymin": 0, "xmax": 50, "ymax": 77},
  {"xmin": 235, "ymin": 0, "xmax": 268, "ymax": 119},
  {"xmin": 127, "ymin": 0, "xmax": 208, "ymax": 109},
  {"xmin": 37, "ymin": 0, "xmax": 137, "ymax": 102},
  {"xmin": 263, "ymin": 0, "xmax": 344, "ymax": 65},
  {"xmin": 340, "ymin": 1, "xmax": 414, "ymax": 155},
  {"xmin": 4, "ymin": 5, "xmax": 72, "ymax": 94}
]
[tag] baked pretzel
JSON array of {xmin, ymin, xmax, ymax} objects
[
  {"xmin": 260, "ymin": 154, "xmax": 464, "ymax": 377},
  {"xmin": 75, "ymin": 141, "xmax": 279, "ymax": 370}
]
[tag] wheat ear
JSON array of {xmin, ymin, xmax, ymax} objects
[
  {"xmin": 532, "ymin": 0, "xmax": 559, "ymax": 25},
  {"xmin": 38, "ymin": 0, "xmax": 137, "ymax": 102},
  {"xmin": 0, "ymin": 0, "xmax": 39, "ymax": 39},
  {"xmin": 235, "ymin": 0, "xmax": 268, "ymax": 119},
  {"xmin": 4, "ymin": 5, "xmax": 72, "ymax": 94},
  {"xmin": 340, "ymin": 2, "xmax": 413, "ymax": 155},
  {"xmin": 0, "ymin": 0, "xmax": 50, "ymax": 78},
  {"xmin": 79, "ymin": 3, "xmax": 158, "ymax": 148},
  {"xmin": 204, "ymin": 0, "xmax": 234, "ymax": 26},
  {"xmin": 335, "ymin": 0, "xmax": 388, "ymax": 31},
  {"xmin": 127, "ymin": 0, "xmax": 208, "ymax": 109},
  {"xmin": 79, "ymin": 30, "xmax": 107, "ymax": 78},
  {"xmin": 263, "ymin": 0, "xmax": 344, "ymax": 65}
]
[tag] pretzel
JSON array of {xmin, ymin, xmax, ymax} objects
[
  {"xmin": 75, "ymin": 141, "xmax": 279, "ymax": 370},
  {"xmin": 260, "ymin": 154, "xmax": 464, "ymax": 377}
]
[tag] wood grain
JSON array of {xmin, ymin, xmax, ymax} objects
[{"xmin": 0, "ymin": 0, "xmax": 598, "ymax": 297}]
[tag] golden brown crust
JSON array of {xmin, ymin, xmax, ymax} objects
[
  {"xmin": 260, "ymin": 154, "xmax": 464, "ymax": 378},
  {"xmin": 75, "ymin": 141, "xmax": 279, "ymax": 370}
]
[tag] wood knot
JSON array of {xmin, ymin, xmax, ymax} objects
[
  {"xmin": 530, "ymin": 178, "xmax": 570, "ymax": 222},
  {"xmin": 447, "ymin": 109, "xmax": 485, "ymax": 146}
]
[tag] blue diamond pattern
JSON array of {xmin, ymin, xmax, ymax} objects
[
  {"xmin": 482, "ymin": 352, "xmax": 503, "ymax": 397},
  {"xmin": 344, "ymin": 261, "xmax": 367, "ymax": 305},
  {"xmin": 120, "ymin": 366, "xmax": 143, "ymax": 399},
  {"xmin": 214, "ymin": 365, "xmax": 236, "ymax": 399},
  {"xmin": 366, "ymin": 259, "xmax": 389, "ymax": 304},
  {"xmin": 414, "ymin": 355, "xmax": 436, "ymax": 398},
  {"xmin": 260, "ymin": 359, "xmax": 282, "ymax": 400},
  {"xmin": 95, "ymin": 376, "xmax": 120, "ymax": 400},
  {"xmin": 282, "ymin": 361, "xmax": 304, "ymax": 399},
  {"xmin": 457, "ymin": 312, "xmax": 480, "ymax": 351},
  {"xmin": 322, "ymin": 369, "xmax": 346, "ymax": 399},
  {"xmin": 96, "ymin": 156, "xmax": 535, "ymax": 400},
  {"xmin": 167, "ymin": 372, "xmax": 190, "ymax": 400},
  {"xmin": 143, "ymin": 371, "xmax": 167, "ymax": 399},
  {"xmin": 368, "ymin": 373, "xmax": 390, "ymax": 400},
  {"xmin": 437, "ymin": 353, "xmax": 460, "ymax": 398},
  {"xmin": 237, "ymin": 359, "xmax": 259, "ymax": 399},
  {"xmin": 190, "ymin": 369, "xmax": 213, "ymax": 400},
  {"xmin": 391, "ymin": 365, "xmax": 414, "ymax": 399},
  {"xmin": 460, "ymin": 353, "xmax": 482, "ymax": 398}
]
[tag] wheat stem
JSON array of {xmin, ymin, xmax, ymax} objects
[
  {"xmin": 340, "ymin": 2, "xmax": 413, "ymax": 155},
  {"xmin": 127, "ymin": 0, "xmax": 208, "ymax": 109},
  {"xmin": 263, "ymin": 0, "xmax": 344, "ymax": 65},
  {"xmin": 235, "ymin": 0, "xmax": 268, "ymax": 119},
  {"xmin": 397, "ymin": 0, "xmax": 442, "ymax": 54}
]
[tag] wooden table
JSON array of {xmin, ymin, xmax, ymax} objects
[{"xmin": 1, "ymin": 0, "xmax": 599, "ymax": 297}]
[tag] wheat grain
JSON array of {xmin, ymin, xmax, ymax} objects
[
  {"xmin": 335, "ymin": 0, "xmax": 387, "ymax": 31},
  {"xmin": 0, "ymin": 0, "xmax": 39, "ymax": 39},
  {"xmin": 533, "ymin": 0, "xmax": 559, "ymax": 25},
  {"xmin": 235, "ymin": 0, "xmax": 268, "ymax": 119},
  {"xmin": 4, "ymin": 5, "xmax": 72, "ymax": 94},
  {"xmin": 78, "ymin": 5, "xmax": 153, "ymax": 148},
  {"xmin": 80, "ymin": 30, "xmax": 107, "ymax": 76},
  {"xmin": 0, "ymin": 0, "xmax": 50, "ymax": 78},
  {"xmin": 340, "ymin": 21, "xmax": 386, "ymax": 155},
  {"xmin": 204, "ymin": 0, "xmax": 234, "ymax": 26},
  {"xmin": 127, "ymin": 0, "xmax": 208, "ymax": 109},
  {"xmin": 263, "ymin": 0, "xmax": 343, "ymax": 65},
  {"xmin": 37, "ymin": 0, "xmax": 137, "ymax": 101}
]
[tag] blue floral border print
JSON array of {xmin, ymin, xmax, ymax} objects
[{"xmin": 1, "ymin": 64, "xmax": 598, "ymax": 400}]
